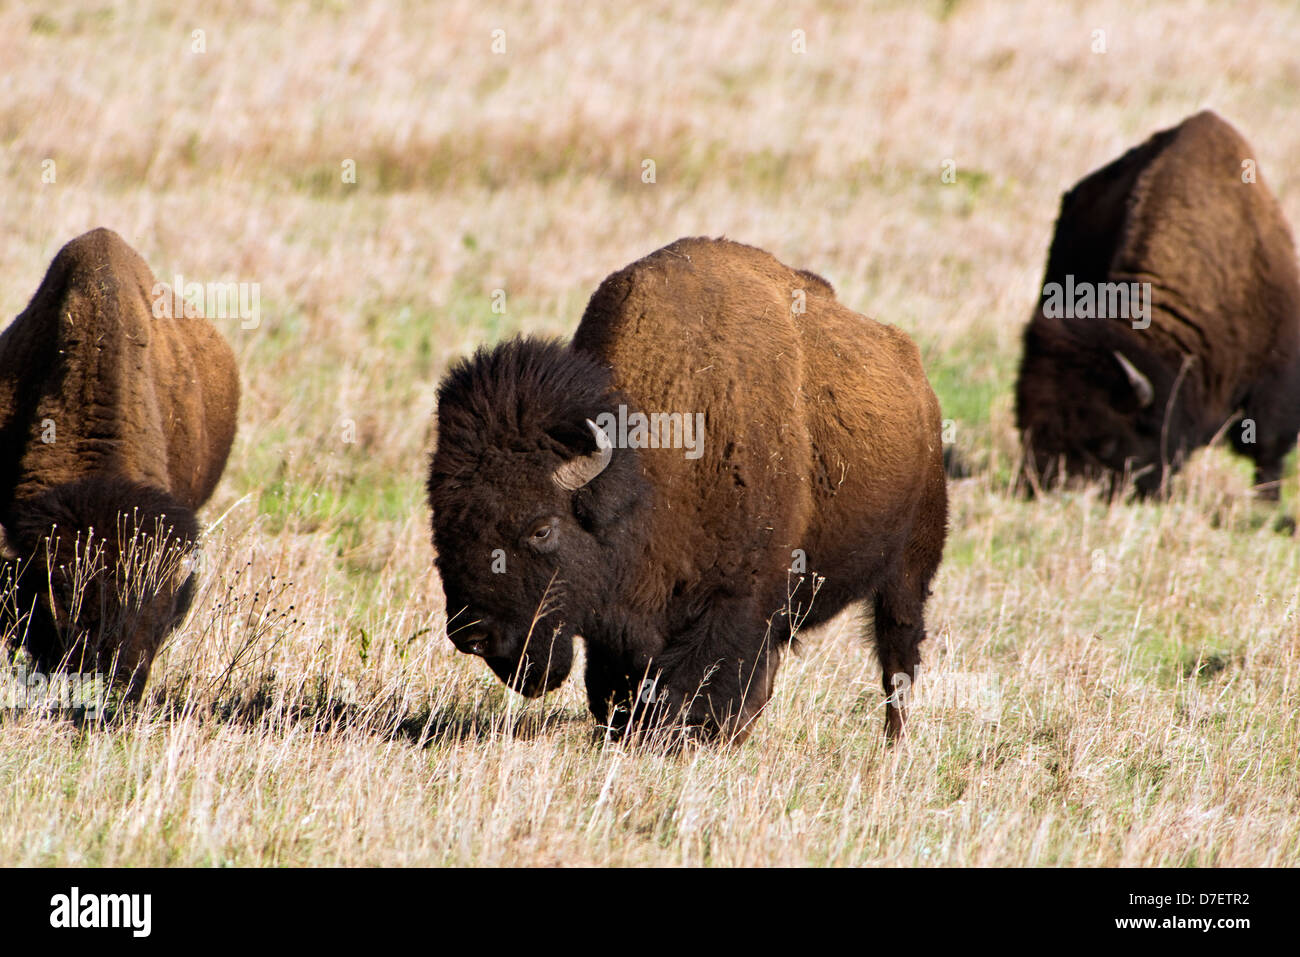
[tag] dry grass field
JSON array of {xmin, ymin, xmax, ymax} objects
[{"xmin": 1, "ymin": 0, "xmax": 1299, "ymax": 866}]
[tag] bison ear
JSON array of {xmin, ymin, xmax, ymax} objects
[{"xmin": 1113, "ymin": 351, "xmax": 1154, "ymax": 408}]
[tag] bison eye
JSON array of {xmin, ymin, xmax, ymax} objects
[{"xmin": 526, "ymin": 518, "xmax": 560, "ymax": 552}]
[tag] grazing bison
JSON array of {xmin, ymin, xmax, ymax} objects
[
  {"xmin": 1016, "ymin": 110, "xmax": 1300, "ymax": 499},
  {"xmin": 428, "ymin": 237, "xmax": 947, "ymax": 742},
  {"xmin": 0, "ymin": 228, "xmax": 240, "ymax": 701}
]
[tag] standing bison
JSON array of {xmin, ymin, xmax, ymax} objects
[
  {"xmin": 1017, "ymin": 110, "xmax": 1300, "ymax": 498},
  {"xmin": 0, "ymin": 228, "xmax": 240, "ymax": 702},
  {"xmin": 428, "ymin": 237, "xmax": 947, "ymax": 742}
]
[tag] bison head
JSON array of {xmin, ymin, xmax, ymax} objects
[
  {"xmin": 1015, "ymin": 316, "xmax": 1195, "ymax": 498},
  {"xmin": 0, "ymin": 477, "xmax": 199, "ymax": 702},
  {"xmin": 428, "ymin": 338, "xmax": 649, "ymax": 697}
]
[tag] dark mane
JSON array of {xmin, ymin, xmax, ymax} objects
[{"xmin": 430, "ymin": 337, "xmax": 617, "ymax": 484}]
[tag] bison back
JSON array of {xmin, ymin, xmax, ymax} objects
[
  {"xmin": 0, "ymin": 228, "xmax": 239, "ymax": 512},
  {"xmin": 573, "ymin": 236, "xmax": 945, "ymax": 626}
]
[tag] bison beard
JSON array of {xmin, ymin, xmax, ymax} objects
[
  {"xmin": 1016, "ymin": 111, "xmax": 1300, "ymax": 500},
  {"xmin": 429, "ymin": 237, "xmax": 948, "ymax": 743}
]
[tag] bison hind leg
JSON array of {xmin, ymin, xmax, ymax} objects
[
  {"xmin": 868, "ymin": 521, "xmax": 944, "ymax": 742},
  {"xmin": 868, "ymin": 585, "xmax": 927, "ymax": 743},
  {"xmin": 1240, "ymin": 437, "xmax": 1290, "ymax": 502}
]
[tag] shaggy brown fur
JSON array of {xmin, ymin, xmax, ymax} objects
[
  {"xmin": 1016, "ymin": 111, "xmax": 1300, "ymax": 498},
  {"xmin": 0, "ymin": 228, "xmax": 239, "ymax": 701},
  {"xmin": 430, "ymin": 237, "xmax": 947, "ymax": 742}
]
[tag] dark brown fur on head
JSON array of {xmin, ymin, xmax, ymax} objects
[
  {"xmin": 1016, "ymin": 312, "xmax": 1198, "ymax": 498},
  {"xmin": 428, "ymin": 337, "xmax": 650, "ymax": 698},
  {"xmin": 1, "ymin": 477, "xmax": 199, "ymax": 702}
]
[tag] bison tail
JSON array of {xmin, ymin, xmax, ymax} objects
[{"xmin": 942, "ymin": 446, "xmax": 971, "ymax": 479}]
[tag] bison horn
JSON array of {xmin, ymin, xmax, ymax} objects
[
  {"xmin": 1113, "ymin": 351, "xmax": 1154, "ymax": 408},
  {"xmin": 552, "ymin": 418, "xmax": 613, "ymax": 491}
]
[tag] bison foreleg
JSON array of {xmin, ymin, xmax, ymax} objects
[
  {"xmin": 585, "ymin": 600, "xmax": 781, "ymax": 745},
  {"xmin": 641, "ymin": 604, "xmax": 781, "ymax": 745}
]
